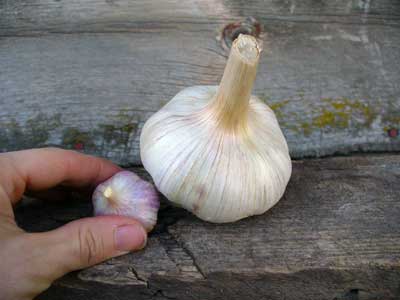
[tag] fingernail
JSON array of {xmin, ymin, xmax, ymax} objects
[{"xmin": 115, "ymin": 224, "xmax": 147, "ymax": 252}]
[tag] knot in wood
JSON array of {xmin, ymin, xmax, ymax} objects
[{"xmin": 221, "ymin": 17, "xmax": 262, "ymax": 50}]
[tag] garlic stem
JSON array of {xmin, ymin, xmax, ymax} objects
[{"xmin": 212, "ymin": 34, "xmax": 261, "ymax": 131}]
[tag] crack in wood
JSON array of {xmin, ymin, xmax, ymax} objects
[
  {"xmin": 130, "ymin": 267, "xmax": 148, "ymax": 287},
  {"xmin": 158, "ymin": 232, "xmax": 205, "ymax": 280},
  {"xmin": 174, "ymin": 239, "xmax": 206, "ymax": 279}
]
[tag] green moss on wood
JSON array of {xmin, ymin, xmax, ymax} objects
[
  {"xmin": 301, "ymin": 122, "xmax": 312, "ymax": 136},
  {"xmin": 382, "ymin": 115, "xmax": 400, "ymax": 133},
  {"xmin": 62, "ymin": 127, "xmax": 94, "ymax": 149},
  {"xmin": 99, "ymin": 123, "xmax": 136, "ymax": 145},
  {"xmin": 326, "ymin": 98, "xmax": 376, "ymax": 127},
  {"xmin": 26, "ymin": 113, "xmax": 62, "ymax": 145},
  {"xmin": 261, "ymin": 96, "xmax": 289, "ymax": 121},
  {"xmin": 258, "ymin": 94, "xmax": 381, "ymax": 136},
  {"xmin": 0, "ymin": 113, "xmax": 62, "ymax": 150},
  {"xmin": 308, "ymin": 97, "xmax": 377, "ymax": 132},
  {"xmin": 269, "ymin": 100, "xmax": 289, "ymax": 119},
  {"xmin": 61, "ymin": 108, "xmax": 139, "ymax": 151}
]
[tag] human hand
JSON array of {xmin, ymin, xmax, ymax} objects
[{"xmin": 0, "ymin": 148, "xmax": 147, "ymax": 300}]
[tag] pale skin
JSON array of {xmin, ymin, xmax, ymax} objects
[{"xmin": 0, "ymin": 148, "xmax": 148, "ymax": 300}]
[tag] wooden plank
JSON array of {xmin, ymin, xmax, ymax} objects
[
  {"xmin": 0, "ymin": 0, "xmax": 399, "ymax": 36},
  {"xmin": 15, "ymin": 154, "xmax": 400, "ymax": 300},
  {"xmin": 1, "ymin": 19, "xmax": 399, "ymax": 164}
]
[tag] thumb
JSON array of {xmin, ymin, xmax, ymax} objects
[{"xmin": 26, "ymin": 216, "xmax": 147, "ymax": 280}]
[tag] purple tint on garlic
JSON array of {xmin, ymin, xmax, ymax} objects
[{"xmin": 92, "ymin": 171, "xmax": 160, "ymax": 232}]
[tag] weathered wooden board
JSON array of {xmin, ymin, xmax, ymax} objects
[
  {"xmin": 15, "ymin": 154, "xmax": 400, "ymax": 300},
  {"xmin": 1, "ymin": 0, "xmax": 400, "ymax": 165},
  {"xmin": 1, "ymin": 0, "xmax": 400, "ymax": 35}
]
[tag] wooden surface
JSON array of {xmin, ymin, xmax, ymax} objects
[
  {"xmin": 15, "ymin": 154, "xmax": 400, "ymax": 300},
  {"xmin": 16, "ymin": 155, "xmax": 400, "ymax": 300},
  {"xmin": 1, "ymin": 0, "xmax": 399, "ymax": 164},
  {"xmin": 2, "ymin": 2, "xmax": 400, "ymax": 298}
]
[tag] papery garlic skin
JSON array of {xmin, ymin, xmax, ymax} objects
[
  {"xmin": 92, "ymin": 171, "xmax": 160, "ymax": 232},
  {"xmin": 140, "ymin": 35, "xmax": 291, "ymax": 223}
]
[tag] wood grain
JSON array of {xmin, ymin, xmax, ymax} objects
[
  {"xmin": 1, "ymin": 23, "xmax": 399, "ymax": 164},
  {"xmin": 15, "ymin": 154, "xmax": 400, "ymax": 300},
  {"xmin": 1, "ymin": 0, "xmax": 399, "ymax": 36},
  {"xmin": 0, "ymin": 0, "xmax": 399, "ymax": 165}
]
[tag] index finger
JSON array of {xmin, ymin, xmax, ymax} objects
[{"xmin": 2, "ymin": 148, "xmax": 122, "ymax": 203}]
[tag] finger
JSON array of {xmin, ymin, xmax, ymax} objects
[
  {"xmin": 23, "ymin": 216, "xmax": 147, "ymax": 281},
  {"xmin": 0, "ymin": 186, "xmax": 14, "ymax": 218},
  {"xmin": 2, "ymin": 148, "xmax": 122, "ymax": 204},
  {"xmin": 0, "ymin": 159, "xmax": 15, "ymax": 218}
]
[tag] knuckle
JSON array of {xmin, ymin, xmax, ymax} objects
[
  {"xmin": 78, "ymin": 227, "xmax": 104, "ymax": 267},
  {"xmin": 0, "ymin": 154, "xmax": 13, "ymax": 172}
]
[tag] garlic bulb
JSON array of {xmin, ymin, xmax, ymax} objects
[
  {"xmin": 140, "ymin": 34, "xmax": 291, "ymax": 223},
  {"xmin": 92, "ymin": 171, "xmax": 160, "ymax": 232}
]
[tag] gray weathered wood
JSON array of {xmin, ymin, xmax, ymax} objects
[
  {"xmin": 15, "ymin": 154, "xmax": 400, "ymax": 300},
  {"xmin": 1, "ymin": 24, "xmax": 399, "ymax": 164},
  {"xmin": 1, "ymin": 0, "xmax": 399, "ymax": 165},
  {"xmin": 1, "ymin": 0, "xmax": 399, "ymax": 36}
]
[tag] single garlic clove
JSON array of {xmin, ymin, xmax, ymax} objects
[
  {"xmin": 140, "ymin": 34, "xmax": 292, "ymax": 223},
  {"xmin": 92, "ymin": 171, "xmax": 160, "ymax": 232}
]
